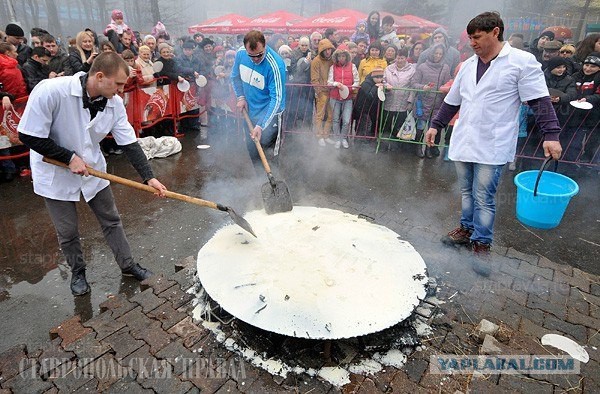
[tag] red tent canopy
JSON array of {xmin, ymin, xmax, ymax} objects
[
  {"xmin": 288, "ymin": 8, "xmax": 367, "ymax": 35},
  {"xmin": 399, "ymin": 15, "xmax": 443, "ymax": 31},
  {"xmin": 232, "ymin": 10, "xmax": 306, "ymax": 34},
  {"xmin": 379, "ymin": 11, "xmax": 422, "ymax": 33},
  {"xmin": 188, "ymin": 13, "xmax": 251, "ymax": 34}
]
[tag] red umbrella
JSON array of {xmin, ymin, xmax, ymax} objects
[
  {"xmin": 188, "ymin": 13, "xmax": 250, "ymax": 34},
  {"xmin": 399, "ymin": 14, "xmax": 443, "ymax": 31},
  {"xmin": 288, "ymin": 8, "xmax": 368, "ymax": 35},
  {"xmin": 543, "ymin": 26, "xmax": 573, "ymax": 40},
  {"xmin": 232, "ymin": 10, "xmax": 305, "ymax": 34}
]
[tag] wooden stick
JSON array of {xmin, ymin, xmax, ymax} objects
[{"xmin": 242, "ymin": 109, "xmax": 272, "ymax": 174}]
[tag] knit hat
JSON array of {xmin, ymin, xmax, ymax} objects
[
  {"xmin": 182, "ymin": 40, "xmax": 195, "ymax": 49},
  {"xmin": 337, "ymin": 43, "xmax": 349, "ymax": 51},
  {"xmin": 157, "ymin": 43, "xmax": 172, "ymax": 53},
  {"xmin": 583, "ymin": 52, "xmax": 600, "ymax": 67},
  {"xmin": 539, "ymin": 31, "xmax": 555, "ymax": 40},
  {"xmin": 5, "ymin": 23, "xmax": 24, "ymax": 37},
  {"xmin": 542, "ymin": 40, "xmax": 562, "ymax": 51},
  {"xmin": 546, "ymin": 56, "xmax": 568, "ymax": 71},
  {"xmin": 370, "ymin": 67, "xmax": 385, "ymax": 77},
  {"xmin": 111, "ymin": 9, "xmax": 123, "ymax": 20},
  {"xmin": 278, "ymin": 45, "xmax": 292, "ymax": 56}
]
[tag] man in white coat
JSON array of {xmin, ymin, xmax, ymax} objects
[
  {"xmin": 18, "ymin": 52, "xmax": 167, "ymax": 295},
  {"xmin": 425, "ymin": 12, "xmax": 562, "ymax": 276}
]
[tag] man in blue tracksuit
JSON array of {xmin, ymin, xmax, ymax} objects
[{"xmin": 231, "ymin": 30, "xmax": 286, "ymax": 168}]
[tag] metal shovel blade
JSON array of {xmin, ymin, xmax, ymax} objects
[
  {"xmin": 261, "ymin": 179, "xmax": 293, "ymax": 215},
  {"xmin": 218, "ymin": 205, "xmax": 257, "ymax": 238}
]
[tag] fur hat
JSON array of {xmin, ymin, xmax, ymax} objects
[
  {"xmin": 539, "ymin": 31, "xmax": 555, "ymax": 40},
  {"xmin": 111, "ymin": 9, "xmax": 123, "ymax": 20},
  {"xmin": 583, "ymin": 52, "xmax": 600, "ymax": 67},
  {"xmin": 157, "ymin": 43, "xmax": 172, "ymax": 53},
  {"xmin": 546, "ymin": 56, "xmax": 568, "ymax": 71},
  {"xmin": 5, "ymin": 23, "xmax": 24, "ymax": 37}
]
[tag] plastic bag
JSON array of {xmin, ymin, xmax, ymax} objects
[{"xmin": 397, "ymin": 111, "xmax": 417, "ymax": 140}]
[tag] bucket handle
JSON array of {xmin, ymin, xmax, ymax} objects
[{"xmin": 533, "ymin": 157, "xmax": 559, "ymax": 197}]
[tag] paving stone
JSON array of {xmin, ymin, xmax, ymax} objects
[
  {"xmin": 158, "ymin": 286, "xmax": 194, "ymax": 309},
  {"xmin": 503, "ymin": 299, "xmax": 544, "ymax": 325},
  {"xmin": 554, "ymin": 271, "xmax": 590, "ymax": 293},
  {"xmin": 82, "ymin": 353, "xmax": 133, "ymax": 392},
  {"xmin": 168, "ymin": 317, "xmax": 210, "ymax": 349},
  {"xmin": 49, "ymin": 315, "xmax": 93, "ymax": 348},
  {"xmin": 520, "ymin": 261, "xmax": 554, "ymax": 281},
  {"xmin": 102, "ymin": 329, "xmax": 145, "ymax": 359},
  {"xmin": 480, "ymin": 304, "xmax": 521, "ymax": 331},
  {"xmin": 2, "ymin": 366, "xmax": 54, "ymax": 393},
  {"xmin": 37, "ymin": 338, "xmax": 76, "ymax": 378},
  {"xmin": 591, "ymin": 283, "xmax": 600, "ymax": 297},
  {"xmin": 147, "ymin": 302, "xmax": 188, "ymax": 330},
  {"xmin": 121, "ymin": 345, "xmax": 165, "ymax": 380},
  {"xmin": 568, "ymin": 290, "xmax": 590, "ymax": 316},
  {"xmin": 82, "ymin": 311, "xmax": 127, "ymax": 341},
  {"xmin": 498, "ymin": 374, "xmax": 554, "ymax": 393},
  {"xmin": 573, "ymin": 288, "xmax": 600, "ymax": 308},
  {"xmin": 215, "ymin": 379, "xmax": 242, "ymax": 393},
  {"xmin": 155, "ymin": 340, "xmax": 195, "ymax": 375},
  {"xmin": 64, "ymin": 332, "xmax": 111, "ymax": 366},
  {"xmin": 467, "ymin": 374, "xmax": 500, "ymax": 392},
  {"xmin": 506, "ymin": 247, "xmax": 540, "ymax": 265},
  {"xmin": 580, "ymin": 359, "xmax": 600, "ymax": 388},
  {"xmin": 527, "ymin": 294, "xmax": 567, "ymax": 320},
  {"xmin": 0, "ymin": 344, "xmax": 29, "ymax": 382},
  {"xmin": 174, "ymin": 256, "xmax": 196, "ymax": 272},
  {"xmin": 130, "ymin": 288, "xmax": 166, "ymax": 313},
  {"xmin": 543, "ymin": 314, "xmax": 588, "ymax": 343},
  {"xmin": 99, "ymin": 294, "xmax": 137, "ymax": 319},
  {"xmin": 520, "ymin": 317, "xmax": 552, "ymax": 340},
  {"xmin": 388, "ymin": 370, "xmax": 420, "ymax": 391},
  {"xmin": 533, "ymin": 373, "xmax": 582, "ymax": 392},
  {"xmin": 528, "ymin": 275, "xmax": 567, "ymax": 301},
  {"xmin": 538, "ymin": 256, "xmax": 573, "ymax": 276},
  {"xmin": 140, "ymin": 273, "xmax": 178, "ymax": 294},
  {"xmin": 168, "ymin": 268, "xmax": 196, "ymax": 289},
  {"xmin": 103, "ymin": 379, "xmax": 152, "ymax": 393},
  {"xmin": 131, "ymin": 321, "xmax": 172, "ymax": 355},
  {"xmin": 139, "ymin": 374, "xmax": 194, "ymax": 393},
  {"xmin": 355, "ymin": 376, "xmax": 378, "ymax": 393},
  {"xmin": 50, "ymin": 360, "xmax": 94, "ymax": 392},
  {"xmin": 508, "ymin": 335, "xmax": 552, "ymax": 356},
  {"xmin": 117, "ymin": 306, "xmax": 155, "ymax": 333},
  {"xmin": 501, "ymin": 262, "xmax": 536, "ymax": 281},
  {"xmin": 184, "ymin": 361, "xmax": 229, "ymax": 392},
  {"xmin": 566, "ymin": 308, "xmax": 600, "ymax": 331},
  {"xmin": 404, "ymin": 358, "xmax": 429, "ymax": 383},
  {"xmin": 572, "ymin": 268, "xmax": 596, "ymax": 284}
]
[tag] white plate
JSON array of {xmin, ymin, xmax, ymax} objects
[
  {"xmin": 197, "ymin": 144, "xmax": 210, "ymax": 149},
  {"xmin": 339, "ymin": 84, "xmax": 350, "ymax": 100},
  {"xmin": 377, "ymin": 86, "xmax": 386, "ymax": 101},
  {"xmin": 195, "ymin": 75, "xmax": 207, "ymax": 87},
  {"xmin": 152, "ymin": 61, "xmax": 163, "ymax": 73},
  {"xmin": 569, "ymin": 100, "xmax": 593, "ymax": 110},
  {"xmin": 177, "ymin": 80, "xmax": 190, "ymax": 92}
]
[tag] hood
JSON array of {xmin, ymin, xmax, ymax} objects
[
  {"xmin": 356, "ymin": 19, "xmax": 367, "ymax": 29},
  {"xmin": 430, "ymin": 27, "xmax": 449, "ymax": 47},
  {"xmin": 0, "ymin": 54, "xmax": 18, "ymax": 69},
  {"xmin": 427, "ymin": 43, "xmax": 446, "ymax": 63},
  {"xmin": 332, "ymin": 47, "xmax": 351, "ymax": 64},
  {"xmin": 318, "ymin": 39, "xmax": 335, "ymax": 58}
]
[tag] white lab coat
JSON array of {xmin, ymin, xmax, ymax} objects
[
  {"xmin": 18, "ymin": 72, "xmax": 137, "ymax": 202},
  {"xmin": 446, "ymin": 43, "xmax": 548, "ymax": 165}
]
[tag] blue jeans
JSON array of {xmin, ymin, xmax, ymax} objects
[
  {"xmin": 329, "ymin": 98, "xmax": 353, "ymax": 139},
  {"xmin": 454, "ymin": 161, "xmax": 504, "ymax": 245}
]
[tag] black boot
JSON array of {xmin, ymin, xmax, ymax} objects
[
  {"xmin": 122, "ymin": 263, "xmax": 153, "ymax": 281},
  {"xmin": 425, "ymin": 147, "xmax": 433, "ymax": 158},
  {"xmin": 71, "ymin": 270, "xmax": 90, "ymax": 296},
  {"xmin": 416, "ymin": 145, "xmax": 425, "ymax": 158}
]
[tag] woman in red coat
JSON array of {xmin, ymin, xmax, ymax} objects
[{"xmin": 0, "ymin": 43, "xmax": 28, "ymax": 99}]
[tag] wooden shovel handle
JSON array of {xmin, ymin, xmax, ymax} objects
[
  {"xmin": 43, "ymin": 157, "xmax": 220, "ymax": 210},
  {"xmin": 242, "ymin": 109, "xmax": 272, "ymax": 174}
]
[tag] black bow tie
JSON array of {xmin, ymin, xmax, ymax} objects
[{"xmin": 80, "ymin": 75, "xmax": 108, "ymax": 114}]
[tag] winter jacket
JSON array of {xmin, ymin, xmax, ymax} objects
[
  {"xmin": 135, "ymin": 58, "xmax": 156, "ymax": 85},
  {"xmin": 411, "ymin": 48, "xmax": 451, "ymax": 121},
  {"xmin": 66, "ymin": 47, "xmax": 92, "ymax": 75},
  {"xmin": 358, "ymin": 56, "xmax": 387, "ymax": 84},
  {"xmin": 327, "ymin": 48, "xmax": 359, "ymax": 101},
  {"xmin": 350, "ymin": 20, "xmax": 370, "ymax": 44},
  {"xmin": 48, "ymin": 50, "xmax": 70, "ymax": 75},
  {"xmin": 175, "ymin": 54, "xmax": 201, "ymax": 79},
  {"xmin": 383, "ymin": 62, "xmax": 416, "ymax": 112},
  {"xmin": 155, "ymin": 57, "xmax": 179, "ymax": 85},
  {"xmin": 311, "ymin": 39, "xmax": 335, "ymax": 94},
  {"xmin": 417, "ymin": 27, "xmax": 460, "ymax": 77},
  {"xmin": 544, "ymin": 69, "xmax": 576, "ymax": 123},
  {"xmin": 16, "ymin": 43, "xmax": 32, "ymax": 66},
  {"xmin": 0, "ymin": 54, "xmax": 27, "ymax": 99},
  {"xmin": 354, "ymin": 73, "xmax": 381, "ymax": 116},
  {"xmin": 566, "ymin": 70, "xmax": 600, "ymax": 129},
  {"xmin": 290, "ymin": 47, "xmax": 311, "ymax": 84},
  {"xmin": 21, "ymin": 58, "xmax": 50, "ymax": 93}
]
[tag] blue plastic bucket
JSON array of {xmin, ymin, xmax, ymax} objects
[{"xmin": 513, "ymin": 158, "xmax": 579, "ymax": 229}]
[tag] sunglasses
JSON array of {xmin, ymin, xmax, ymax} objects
[
  {"xmin": 247, "ymin": 51, "xmax": 264, "ymax": 58},
  {"xmin": 560, "ymin": 50, "xmax": 573, "ymax": 54}
]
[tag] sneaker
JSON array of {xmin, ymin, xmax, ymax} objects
[
  {"xmin": 508, "ymin": 162, "xmax": 516, "ymax": 171},
  {"xmin": 342, "ymin": 139, "xmax": 349, "ymax": 149},
  {"xmin": 441, "ymin": 226, "xmax": 473, "ymax": 246},
  {"xmin": 70, "ymin": 270, "xmax": 90, "ymax": 296},
  {"xmin": 318, "ymin": 138, "xmax": 326, "ymax": 147},
  {"xmin": 325, "ymin": 137, "xmax": 336, "ymax": 145},
  {"xmin": 121, "ymin": 263, "xmax": 153, "ymax": 281},
  {"xmin": 335, "ymin": 140, "xmax": 341, "ymax": 149},
  {"xmin": 19, "ymin": 168, "xmax": 31, "ymax": 177},
  {"xmin": 471, "ymin": 241, "xmax": 491, "ymax": 277}
]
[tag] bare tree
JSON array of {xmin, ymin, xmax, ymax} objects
[
  {"xmin": 25, "ymin": 0, "xmax": 40, "ymax": 28},
  {"xmin": 45, "ymin": 0, "xmax": 62, "ymax": 37},
  {"xmin": 150, "ymin": 0, "xmax": 161, "ymax": 23}
]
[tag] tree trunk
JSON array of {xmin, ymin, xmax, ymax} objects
[
  {"xmin": 26, "ymin": 0, "xmax": 39, "ymax": 28},
  {"xmin": 44, "ymin": 0, "xmax": 62, "ymax": 37},
  {"xmin": 576, "ymin": 0, "xmax": 592, "ymax": 41},
  {"xmin": 150, "ymin": 0, "xmax": 161, "ymax": 23}
]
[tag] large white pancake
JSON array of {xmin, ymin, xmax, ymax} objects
[{"xmin": 197, "ymin": 206, "xmax": 428, "ymax": 339}]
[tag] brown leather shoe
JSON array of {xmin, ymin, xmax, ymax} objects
[{"xmin": 441, "ymin": 227, "xmax": 473, "ymax": 246}]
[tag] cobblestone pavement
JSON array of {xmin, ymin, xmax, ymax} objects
[{"xmin": 0, "ymin": 132, "xmax": 598, "ymax": 392}]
